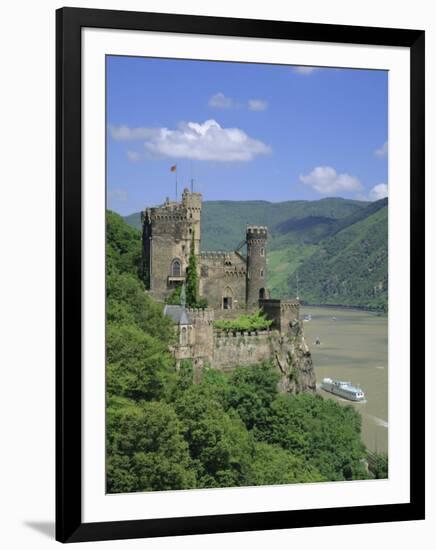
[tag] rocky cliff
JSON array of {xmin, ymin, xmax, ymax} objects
[
  {"xmin": 208, "ymin": 320, "xmax": 316, "ymax": 395},
  {"xmin": 271, "ymin": 320, "xmax": 317, "ymax": 394}
]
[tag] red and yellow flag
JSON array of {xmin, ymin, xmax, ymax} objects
[{"xmin": 170, "ymin": 165, "xmax": 177, "ymax": 172}]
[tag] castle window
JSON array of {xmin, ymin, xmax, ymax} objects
[
  {"xmin": 222, "ymin": 286, "xmax": 234, "ymax": 310},
  {"xmin": 180, "ymin": 326, "xmax": 188, "ymax": 346},
  {"xmin": 171, "ymin": 259, "xmax": 181, "ymax": 277},
  {"xmin": 260, "ymin": 269, "xmax": 264, "ymax": 278},
  {"xmin": 260, "ymin": 247, "xmax": 265, "ymax": 256}
]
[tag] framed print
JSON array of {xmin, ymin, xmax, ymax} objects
[{"xmin": 56, "ymin": 7, "xmax": 425, "ymax": 543}]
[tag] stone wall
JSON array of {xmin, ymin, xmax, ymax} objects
[
  {"xmin": 259, "ymin": 298, "xmax": 300, "ymax": 334},
  {"xmin": 199, "ymin": 251, "xmax": 246, "ymax": 310},
  {"xmin": 210, "ymin": 325, "xmax": 316, "ymax": 394},
  {"xmin": 212, "ymin": 331, "xmax": 272, "ymax": 370},
  {"xmin": 142, "ymin": 190, "xmax": 201, "ymax": 301}
]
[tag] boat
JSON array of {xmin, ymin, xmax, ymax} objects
[{"xmin": 320, "ymin": 377, "xmax": 365, "ymax": 402}]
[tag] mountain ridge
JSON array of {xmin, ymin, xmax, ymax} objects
[{"xmin": 123, "ymin": 197, "xmax": 387, "ymax": 310}]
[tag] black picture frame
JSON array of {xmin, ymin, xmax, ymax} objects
[{"xmin": 56, "ymin": 7, "xmax": 425, "ymax": 543}]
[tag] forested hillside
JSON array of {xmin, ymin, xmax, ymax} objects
[
  {"xmin": 124, "ymin": 197, "xmax": 388, "ymax": 310},
  {"xmin": 124, "ymin": 197, "xmax": 367, "ymax": 250},
  {"xmin": 287, "ymin": 202, "xmax": 388, "ymax": 310},
  {"xmin": 106, "ymin": 210, "xmax": 375, "ymax": 493}
]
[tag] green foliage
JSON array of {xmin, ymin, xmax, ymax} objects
[
  {"xmin": 107, "ymin": 210, "xmax": 142, "ymax": 278},
  {"xmin": 125, "ymin": 198, "xmax": 367, "ymax": 250},
  {"xmin": 195, "ymin": 296, "xmax": 209, "ymax": 309},
  {"xmin": 370, "ymin": 452, "xmax": 388, "ymax": 479},
  {"xmin": 251, "ymin": 442, "xmax": 325, "ymax": 485},
  {"xmin": 107, "ymin": 271, "xmax": 174, "ymax": 343},
  {"xmin": 174, "ymin": 385, "xmax": 256, "ymax": 488},
  {"xmin": 213, "ymin": 310, "xmax": 272, "ymax": 332},
  {"xmin": 107, "ymin": 323, "xmax": 175, "ymax": 401},
  {"xmin": 107, "ymin": 398, "xmax": 196, "ymax": 492},
  {"xmin": 165, "ymin": 283, "xmax": 182, "ymax": 305},
  {"xmin": 226, "ymin": 362, "xmax": 280, "ymax": 432},
  {"xmin": 124, "ymin": 197, "xmax": 386, "ymax": 310},
  {"xmin": 185, "ymin": 233, "xmax": 198, "ymax": 307},
  {"xmin": 257, "ymin": 394, "xmax": 368, "ymax": 481},
  {"xmin": 107, "ymin": 210, "xmax": 371, "ymax": 493},
  {"xmin": 288, "ymin": 201, "xmax": 388, "ymax": 311}
]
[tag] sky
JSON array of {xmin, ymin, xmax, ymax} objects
[{"xmin": 106, "ymin": 56, "xmax": 388, "ymax": 216}]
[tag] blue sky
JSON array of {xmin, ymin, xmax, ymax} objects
[{"xmin": 107, "ymin": 56, "xmax": 388, "ymax": 216}]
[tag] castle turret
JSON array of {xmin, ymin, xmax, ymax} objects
[
  {"xmin": 141, "ymin": 188, "xmax": 202, "ymax": 300},
  {"xmin": 246, "ymin": 225, "xmax": 267, "ymax": 310},
  {"xmin": 181, "ymin": 188, "xmax": 202, "ymax": 255}
]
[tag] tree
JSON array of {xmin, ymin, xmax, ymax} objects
[
  {"xmin": 259, "ymin": 393, "xmax": 369, "ymax": 481},
  {"xmin": 226, "ymin": 362, "xmax": 280, "ymax": 433},
  {"xmin": 370, "ymin": 452, "xmax": 388, "ymax": 479},
  {"xmin": 106, "ymin": 210, "xmax": 142, "ymax": 278},
  {"xmin": 107, "ymin": 323, "xmax": 176, "ymax": 402},
  {"xmin": 107, "ymin": 398, "xmax": 196, "ymax": 493},
  {"xmin": 174, "ymin": 385, "xmax": 256, "ymax": 488},
  {"xmin": 251, "ymin": 442, "xmax": 325, "ymax": 485},
  {"xmin": 185, "ymin": 232, "xmax": 198, "ymax": 307}
]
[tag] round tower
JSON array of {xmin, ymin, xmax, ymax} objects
[{"xmin": 246, "ymin": 225, "xmax": 267, "ymax": 310}]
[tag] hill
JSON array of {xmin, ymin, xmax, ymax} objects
[
  {"xmin": 123, "ymin": 197, "xmax": 387, "ymax": 310},
  {"xmin": 287, "ymin": 201, "xmax": 388, "ymax": 311},
  {"xmin": 106, "ymin": 210, "xmax": 374, "ymax": 492},
  {"xmin": 124, "ymin": 197, "xmax": 368, "ymax": 251}
]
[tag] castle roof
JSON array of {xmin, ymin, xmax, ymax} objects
[{"xmin": 163, "ymin": 305, "xmax": 192, "ymax": 325}]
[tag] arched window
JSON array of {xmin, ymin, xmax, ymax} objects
[
  {"xmin": 180, "ymin": 326, "xmax": 187, "ymax": 346},
  {"xmin": 260, "ymin": 269, "xmax": 264, "ymax": 278},
  {"xmin": 259, "ymin": 288, "xmax": 266, "ymax": 300},
  {"xmin": 260, "ymin": 247, "xmax": 265, "ymax": 256},
  {"xmin": 171, "ymin": 259, "xmax": 181, "ymax": 277},
  {"xmin": 222, "ymin": 286, "xmax": 233, "ymax": 310}
]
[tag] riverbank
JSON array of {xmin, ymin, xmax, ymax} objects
[
  {"xmin": 301, "ymin": 306, "xmax": 388, "ymax": 454},
  {"xmin": 300, "ymin": 301, "xmax": 387, "ymax": 314}
]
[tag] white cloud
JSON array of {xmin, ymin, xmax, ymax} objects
[
  {"xmin": 248, "ymin": 99, "xmax": 268, "ymax": 111},
  {"xmin": 374, "ymin": 141, "xmax": 388, "ymax": 157},
  {"xmin": 300, "ymin": 166, "xmax": 363, "ymax": 195},
  {"xmin": 108, "ymin": 188, "xmax": 128, "ymax": 202},
  {"xmin": 208, "ymin": 92, "xmax": 235, "ymax": 109},
  {"xmin": 127, "ymin": 150, "xmax": 141, "ymax": 161},
  {"xmin": 117, "ymin": 119, "xmax": 270, "ymax": 162},
  {"xmin": 368, "ymin": 183, "xmax": 388, "ymax": 201},
  {"xmin": 293, "ymin": 66, "xmax": 318, "ymax": 75}
]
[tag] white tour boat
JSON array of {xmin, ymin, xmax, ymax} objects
[{"xmin": 320, "ymin": 377, "xmax": 365, "ymax": 402}]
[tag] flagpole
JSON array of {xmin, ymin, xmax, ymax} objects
[{"xmin": 170, "ymin": 164, "xmax": 178, "ymax": 200}]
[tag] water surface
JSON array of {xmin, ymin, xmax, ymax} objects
[{"xmin": 301, "ymin": 306, "xmax": 388, "ymax": 453}]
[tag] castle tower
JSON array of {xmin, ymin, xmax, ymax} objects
[
  {"xmin": 141, "ymin": 189, "xmax": 202, "ymax": 300},
  {"xmin": 181, "ymin": 188, "xmax": 201, "ymax": 255},
  {"xmin": 245, "ymin": 225, "xmax": 267, "ymax": 310}
]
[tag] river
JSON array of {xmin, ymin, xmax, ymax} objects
[{"xmin": 301, "ymin": 306, "xmax": 388, "ymax": 454}]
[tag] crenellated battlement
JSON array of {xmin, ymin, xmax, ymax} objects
[
  {"xmin": 259, "ymin": 298, "xmax": 300, "ymax": 334},
  {"xmin": 199, "ymin": 251, "xmax": 228, "ymax": 258},
  {"xmin": 246, "ymin": 225, "xmax": 268, "ymax": 239},
  {"xmin": 186, "ymin": 307, "xmax": 215, "ymax": 324}
]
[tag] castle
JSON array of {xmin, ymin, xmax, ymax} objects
[
  {"xmin": 141, "ymin": 188, "xmax": 315, "ymax": 392},
  {"xmin": 142, "ymin": 187, "xmax": 269, "ymax": 311}
]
